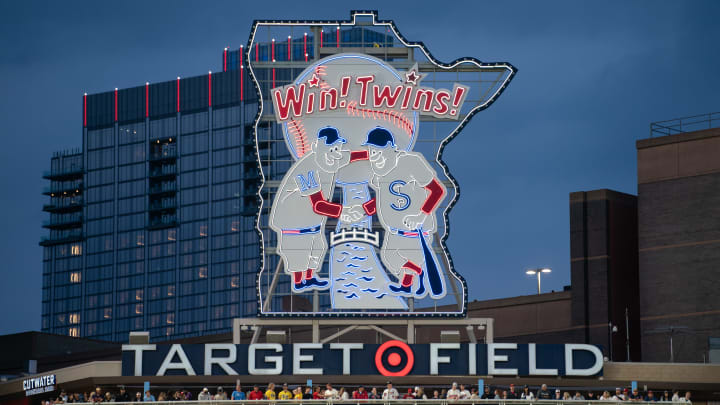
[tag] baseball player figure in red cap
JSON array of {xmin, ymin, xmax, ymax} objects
[
  {"xmin": 270, "ymin": 127, "xmax": 353, "ymax": 292},
  {"xmin": 361, "ymin": 127, "xmax": 447, "ymax": 298}
]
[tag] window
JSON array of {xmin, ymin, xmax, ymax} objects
[
  {"xmin": 70, "ymin": 272, "xmax": 81, "ymax": 283},
  {"xmin": 198, "ymin": 267, "xmax": 208, "ymax": 278},
  {"xmin": 69, "ymin": 327, "xmax": 79, "ymax": 337},
  {"xmin": 104, "ymin": 308, "xmax": 112, "ymax": 319},
  {"xmin": 71, "ymin": 244, "xmax": 82, "ymax": 256},
  {"xmin": 69, "ymin": 313, "xmax": 80, "ymax": 324},
  {"xmin": 135, "ymin": 303, "xmax": 144, "ymax": 314},
  {"xmin": 166, "ymin": 313, "xmax": 175, "ymax": 324}
]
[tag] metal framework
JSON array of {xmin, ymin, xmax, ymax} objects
[{"xmin": 232, "ymin": 316, "xmax": 494, "ymax": 345}]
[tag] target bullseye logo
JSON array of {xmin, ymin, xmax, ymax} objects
[{"xmin": 374, "ymin": 340, "xmax": 414, "ymax": 376}]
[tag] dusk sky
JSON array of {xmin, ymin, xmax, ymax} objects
[{"xmin": 1, "ymin": 1, "xmax": 718, "ymax": 335}]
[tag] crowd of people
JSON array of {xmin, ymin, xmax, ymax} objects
[{"xmin": 42, "ymin": 383, "xmax": 693, "ymax": 404}]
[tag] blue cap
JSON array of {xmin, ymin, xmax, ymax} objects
[
  {"xmin": 363, "ymin": 127, "xmax": 395, "ymax": 148},
  {"xmin": 318, "ymin": 127, "xmax": 346, "ymax": 146}
]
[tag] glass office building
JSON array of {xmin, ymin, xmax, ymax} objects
[{"xmin": 40, "ymin": 27, "xmax": 399, "ymax": 342}]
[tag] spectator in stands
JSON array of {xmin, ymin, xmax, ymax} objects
[
  {"xmin": 401, "ymin": 388, "xmax": 414, "ymax": 399},
  {"xmin": 158, "ymin": 392, "xmax": 168, "ymax": 401},
  {"xmin": 481, "ymin": 386, "xmax": 492, "ymax": 399},
  {"xmin": 644, "ymin": 390, "xmax": 658, "ymax": 402},
  {"xmin": 232, "ymin": 383, "xmax": 246, "ymax": 401},
  {"xmin": 266, "ymin": 383, "xmax": 277, "ymax": 400},
  {"xmin": 198, "ymin": 387, "xmax": 212, "ymax": 401},
  {"xmin": 612, "ymin": 388, "xmax": 624, "ymax": 401},
  {"xmin": 447, "ymin": 382, "xmax": 460, "ymax": 401},
  {"xmin": 459, "ymin": 384, "xmax": 471, "ymax": 400},
  {"xmin": 587, "ymin": 391, "xmax": 596, "ymax": 401},
  {"xmin": 248, "ymin": 386, "xmax": 264, "ymax": 400},
  {"xmin": 573, "ymin": 391, "xmax": 585, "ymax": 400},
  {"xmin": 294, "ymin": 387, "xmax": 304, "ymax": 400},
  {"xmin": 600, "ymin": 391, "xmax": 611, "ymax": 401},
  {"xmin": 629, "ymin": 388, "xmax": 642, "ymax": 401},
  {"xmin": 324, "ymin": 383, "xmax": 338, "ymax": 400},
  {"xmin": 382, "ymin": 382, "xmax": 399, "ymax": 400},
  {"xmin": 303, "ymin": 387, "xmax": 313, "ymax": 400},
  {"xmin": 521, "ymin": 386, "xmax": 534, "ymax": 400},
  {"xmin": 469, "ymin": 387, "xmax": 479, "ymax": 400},
  {"xmin": 337, "ymin": 388, "xmax": 348, "ymax": 401},
  {"xmin": 671, "ymin": 391, "xmax": 681, "ymax": 402},
  {"xmin": 507, "ymin": 384, "xmax": 519, "ymax": 399},
  {"xmin": 134, "ymin": 392, "xmax": 142, "ymax": 402},
  {"xmin": 143, "ymin": 390, "xmax": 155, "ymax": 402},
  {"xmin": 493, "ymin": 389, "xmax": 502, "ymax": 399},
  {"xmin": 660, "ymin": 391, "xmax": 671, "ymax": 402},
  {"xmin": 90, "ymin": 387, "xmax": 103, "ymax": 403},
  {"xmin": 104, "ymin": 392, "xmax": 113, "ymax": 402},
  {"xmin": 369, "ymin": 387, "xmax": 380, "ymax": 400},
  {"xmin": 279, "ymin": 384, "xmax": 293, "ymax": 400},
  {"xmin": 353, "ymin": 386, "xmax": 369, "ymax": 400},
  {"xmin": 313, "ymin": 386, "xmax": 323, "ymax": 399},
  {"xmin": 115, "ymin": 387, "xmax": 130, "ymax": 402},
  {"xmin": 681, "ymin": 392, "xmax": 692, "ymax": 403},
  {"xmin": 440, "ymin": 389, "xmax": 448, "ymax": 399},
  {"xmin": 563, "ymin": 392, "xmax": 572, "ymax": 400},
  {"xmin": 537, "ymin": 384, "xmax": 552, "ymax": 400}
]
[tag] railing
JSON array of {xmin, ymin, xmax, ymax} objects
[
  {"xmin": 43, "ymin": 181, "xmax": 83, "ymax": 195},
  {"xmin": 149, "ymin": 182, "xmax": 177, "ymax": 194},
  {"xmin": 150, "ymin": 165, "xmax": 178, "ymax": 177},
  {"xmin": 55, "ymin": 400, "xmax": 684, "ymax": 405},
  {"xmin": 650, "ymin": 111, "xmax": 720, "ymax": 137},
  {"xmin": 43, "ymin": 197, "xmax": 84, "ymax": 212},
  {"xmin": 42, "ymin": 166, "xmax": 84, "ymax": 180},
  {"xmin": 150, "ymin": 147, "xmax": 178, "ymax": 161},
  {"xmin": 42, "ymin": 214, "xmax": 83, "ymax": 227}
]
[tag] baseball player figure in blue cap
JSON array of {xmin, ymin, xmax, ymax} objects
[
  {"xmin": 270, "ymin": 127, "xmax": 354, "ymax": 292},
  {"xmin": 359, "ymin": 127, "xmax": 448, "ymax": 298}
]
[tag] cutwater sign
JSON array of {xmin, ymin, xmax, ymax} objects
[
  {"xmin": 122, "ymin": 343, "xmax": 602, "ymax": 377},
  {"xmin": 23, "ymin": 374, "xmax": 56, "ymax": 396}
]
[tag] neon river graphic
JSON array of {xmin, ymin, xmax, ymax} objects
[{"xmin": 248, "ymin": 11, "xmax": 516, "ymax": 317}]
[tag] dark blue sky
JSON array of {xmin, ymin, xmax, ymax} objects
[{"xmin": 1, "ymin": 1, "xmax": 718, "ymax": 336}]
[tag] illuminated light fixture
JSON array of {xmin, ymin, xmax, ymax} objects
[
  {"xmin": 336, "ymin": 26, "xmax": 340, "ymax": 48},
  {"xmin": 223, "ymin": 47, "xmax": 227, "ymax": 72},
  {"xmin": 526, "ymin": 268, "xmax": 552, "ymax": 294},
  {"xmin": 239, "ymin": 45, "xmax": 245, "ymax": 101},
  {"xmin": 83, "ymin": 93, "xmax": 87, "ymax": 128},
  {"xmin": 304, "ymin": 33, "xmax": 307, "ymax": 62}
]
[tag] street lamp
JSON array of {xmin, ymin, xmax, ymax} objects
[{"xmin": 526, "ymin": 268, "xmax": 551, "ymax": 294}]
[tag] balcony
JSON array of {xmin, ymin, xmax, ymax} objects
[
  {"xmin": 148, "ymin": 183, "xmax": 177, "ymax": 196},
  {"xmin": 149, "ymin": 166, "xmax": 177, "ymax": 180},
  {"xmin": 42, "ymin": 167, "xmax": 84, "ymax": 181},
  {"xmin": 42, "ymin": 182, "xmax": 83, "ymax": 196},
  {"xmin": 42, "ymin": 214, "xmax": 83, "ymax": 230},
  {"xmin": 42, "ymin": 198, "xmax": 83, "ymax": 213},
  {"xmin": 149, "ymin": 198, "xmax": 177, "ymax": 213},
  {"xmin": 39, "ymin": 231, "xmax": 84, "ymax": 246},
  {"xmin": 149, "ymin": 148, "xmax": 177, "ymax": 162},
  {"xmin": 148, "ymin": 216, "xmax": 178, "ymax": 230}
]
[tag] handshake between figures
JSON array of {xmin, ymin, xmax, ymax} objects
[{"xmin": 340, "ymin": 205, "xmax": 365, "ymax": 223}]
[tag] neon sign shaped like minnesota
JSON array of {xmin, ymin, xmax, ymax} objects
[{"xmin": 247, "ymin": 11, "xmax": 516, "ymax": 317}]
